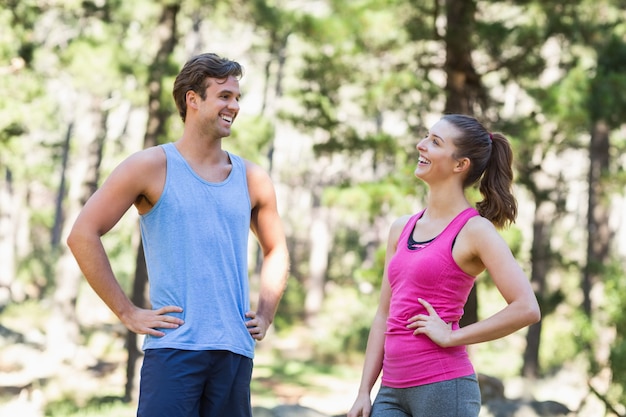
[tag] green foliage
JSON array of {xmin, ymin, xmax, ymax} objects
[
  {"xmin": 605, "ymin": 259, "xmax": 626, "ymax": 404},
  {"xmin": 531, "ymin": 65, "xmax": 591, "ymax": 133},
  {"xmin": 273, "ymin": 274, "xmax": 305, "ymax": 332},
  {"xmin": 535, "ymin": 0, "xmax": 626, "ymax": 130},
  {"xmin": 227, "ymin": 115, "xmax": 275, "ymax": 165},
  {"xmin": 0, "ymin": 63, "xmax": 51, "ymax": 172},
  {"xmin": 554, "ymin": 309, "xmax": 594, "ymax": 370},
  {"xmin": 477, "ymin": 2, "xmax": 547, "ymax": 82},
  {"xmin": 0, "ymin": 0, "xmax": 42, "ymax": 66},
  {"xmin": 0, "ymin": 2, "xmax": 625, "ymax": 413},
  {"xmin": 102, "ymin": 229, "xmax": 139, "ymax": 294},
  {"xmin": 310, "ymin": 285, "xmax": 379, "ymax": 363},
  {"xmin": 282, "ymin": 49, "xmax": 350, "ymax": 135},
  {"xmin": 589, "ymin": 35, "xmax": 626, "ymax": 125},
  {"xmin": 322, "ymin": 179, "xmax": 421, "ymax": 224},
  {"xmin": 498, "ymin": 225, "xmax": 524, "ymax": 258},
  {"xmin": 17, "ymin": 246, "xmax": 57, "ymax": 297},
  {"xmin": 352, "ymin": 244, "xmax": 387, "ymax": 288},
  {"xmin": 325, "ymin": 227, "xmax": 387, "ymax": 290},
  {"xmin": 1, "ymin": 299, "xmax": 50, "ymax": 330},
  {"xmin": 60, "ymin": 40, "xmax": 125, "ymax": 94},
  {"xmin": 609, "ymin": 341, "xmax": 626, "ymax": 404},
  {"xmin": 283, "ymin": 0, "xmax": 436, "ymax": 146}
]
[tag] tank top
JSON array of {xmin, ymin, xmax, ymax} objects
[
  {"xmin": 382, "ymin": 207, "xmax": 479, "ymax": 388},
  {"xmin": 139, "ymin": 143, "xmax": 254, "ymax": 358}
]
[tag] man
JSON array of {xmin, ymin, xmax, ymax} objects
[{"xmin": 67, "ymin": 53, "xmax": 290, "ymax": 417}]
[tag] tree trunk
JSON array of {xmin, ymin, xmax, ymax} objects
[
  {"xmin": 254, "ymin": 31, "xmax": 289, "ymax": 276},
  {"xmin": 443, "ymin": 0, "xmax": 483, "ymax": 327},
  {"xmin": 305, "ymin": 195, "xmax": 330, "ymax": 323},
  {"xmin": 582, "ymin": 120, "xmax": 611, "ymax": 317},
  {"xmin": 522, "ymin": 201, "xmax": 552, "ymax": 378},
  {"xmin": 51, "ymin": 123, "xmax": 72, "ymax": 248},
  {"xmin": 0, "ymin": 168, "xmax": 17, "ymax": 306},
  {"xmin": 49, "ymin": 96, "xmax": 108, "ymax": 361},
  {"xmin": 124, "ymin": 2, "xmax": 180, "ymax": 403},
  {"xmin": 443, "ymin": 0, "xmax": 485, "ymax": 116},
  {"xmin": 124, "ymin": 241, "xmax": 149, "ymax": 402}
]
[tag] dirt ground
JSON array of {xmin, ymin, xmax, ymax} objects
[{"xmin": 0, "ymin": 309, "xmax": 621, "ymax": 417}]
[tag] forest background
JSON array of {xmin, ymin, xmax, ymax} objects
[{"xmin": 0, "ymin": 0, "xmax": 625, "ymax": 416}]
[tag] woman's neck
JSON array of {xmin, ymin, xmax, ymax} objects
[{"xmin": 424, "ymin": 186, "xmax": 471, "ymax": 219}]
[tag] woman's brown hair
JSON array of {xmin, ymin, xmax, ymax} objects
[{"xmin": 443, "ymin": 114, "xmax": 517, "ymax": 229}]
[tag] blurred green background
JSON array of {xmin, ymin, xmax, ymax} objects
[{"xmin": 0, "ymin": 1, "xmax": 625, "ymax": 416}]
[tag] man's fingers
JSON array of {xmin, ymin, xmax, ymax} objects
[
  {"xmin": 152, "ymin": 305, "xmax": 184, "ymax": 325},
  {"xmin": 156, "ymin": 317, "xmax": 182, "ymax": 328},
  {"xmin": 145, "ymin": 328, "xmax": 166, "ymax": 337},
  {"xmin": 156, "ymin": 305, "xmax": 183, "ymax": 314}
]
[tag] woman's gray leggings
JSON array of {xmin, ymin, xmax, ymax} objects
[{"xmin": 371, "ymin": 374, "xmax": 481, "ymax": 417}]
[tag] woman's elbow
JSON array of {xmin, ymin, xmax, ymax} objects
[{"xmin": 524, "ymin": 300, "xmax": 542, "ymax": 325}]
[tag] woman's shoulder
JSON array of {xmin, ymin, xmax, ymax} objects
[
  {"xmin": 464, "ymin": 214, "xmax": 497, "ymax": 233},
  {"xmin": 387, "ymin": 214, "xmax": 416, "ymax": 246},
  {"xmin": 391, "ymin": 213, "xmax": 417, "ymax": 233},
  {"xmin": 462, "ymin": 214, "xmax": 503, "ymax": 247},
  {"xmin": 392, "ymin": 214, "xmax": 413, "ymax": 228}
]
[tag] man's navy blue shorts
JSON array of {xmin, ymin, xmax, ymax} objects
[{"xmin": 137, "ymin": 349, "xmax": 253, "ymax": 417}]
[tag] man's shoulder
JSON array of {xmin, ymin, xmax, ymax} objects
[
  {"xmin": 124, "ymin": 145, "xmax": 166, "ymax": 168},
  {"xmin": 240, "ymin": 157, "xmax": 270, "ymax": 180}
]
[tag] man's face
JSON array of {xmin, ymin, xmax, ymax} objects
[{"xmin": 191, "ymin": 75, "xmax": 241, "ymax": 138}]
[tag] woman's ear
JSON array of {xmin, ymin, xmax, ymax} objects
[{"xmin": 454, "ymin": 157, "xmax": 470, "ymax": 173}]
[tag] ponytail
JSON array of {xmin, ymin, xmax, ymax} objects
[
  {"xmin": 442, "ymin": 115, "xmax": 518, "ymax": 229},
  {"xmin": 475, "ymin": 132, "xmax": 517, "ymax": 229}
]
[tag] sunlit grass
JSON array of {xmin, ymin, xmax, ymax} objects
[
  {"xmin": 1, "ymin": 299, "xmax": 49, "ymax": 332},
  {"xmin": 45, "ymin": 396, "xmax": 134, "ymax": 417},
  {"xmin": 0, "ymin": 273, "xmax": 611, "ymax": 417}
]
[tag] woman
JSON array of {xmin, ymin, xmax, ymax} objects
[{"xmin": 347, "ymin": 114, "xmax": 541, "ymax": 417}]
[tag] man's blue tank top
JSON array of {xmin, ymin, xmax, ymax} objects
[{"xmin": 139, "ymin": 143, "xmax": 254, "ymax": 358}]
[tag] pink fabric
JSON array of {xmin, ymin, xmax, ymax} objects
[{"xmin": 382, "ymin": 207, "xmax": 478, "ymax": 388}]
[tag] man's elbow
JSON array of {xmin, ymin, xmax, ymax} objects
[
  {"xmin": 66, "ymin": 224, "xmax": 89, "ymax": 254},
  {"xmin": 66, "ymin": 228, "xmax": 79, "ymax": 252}
]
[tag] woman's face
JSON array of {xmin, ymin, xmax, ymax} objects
[{"xmin": 414, "ymin": 119, "xmax": 462, "ymax": 182}]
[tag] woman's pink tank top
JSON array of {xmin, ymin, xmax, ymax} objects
[{"xmin": 382, "ymin": 207, "xmax": 478, "ymax": 388}]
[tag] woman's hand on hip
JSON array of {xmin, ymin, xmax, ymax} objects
[{"xmin": 406, "ymin": 298, "xmax": 453, "ymax": 347}]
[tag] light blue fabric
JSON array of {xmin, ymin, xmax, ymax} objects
[{"xmin": 140, "ymin": 143, "xmax": 254, "ymax": 358}]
